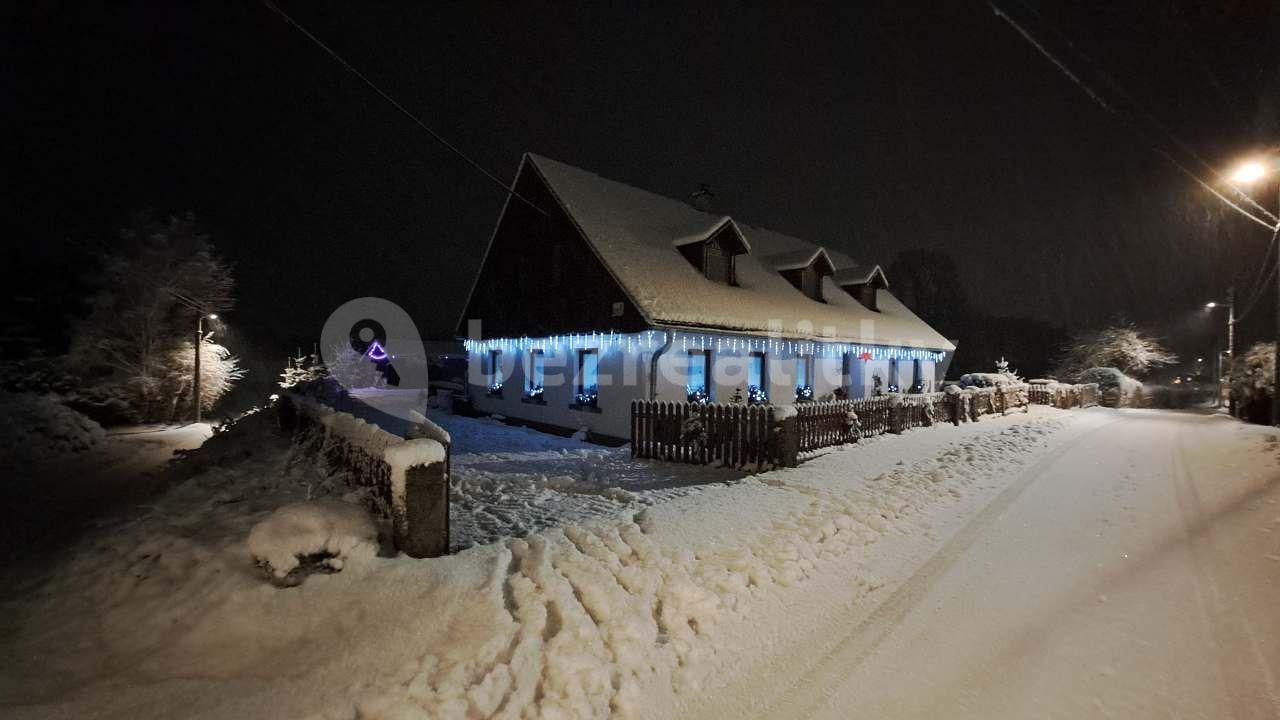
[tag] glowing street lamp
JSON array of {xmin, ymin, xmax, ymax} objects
[
  {"xmin": 1231, "ymin": 160, "xmax": 1268, "ymax": 186},
  {"xmin": 1205, "ymin": 290, "xmax": 1235, "ymax": 411}
]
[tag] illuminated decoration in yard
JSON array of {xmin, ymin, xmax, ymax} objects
[
  {"xmin": 364, "ymin": 340, "xmax": 389, "ymax": 361},
  {"xmin": 464, "ymin": 330, "xmax": 946, "ymax": 362}
]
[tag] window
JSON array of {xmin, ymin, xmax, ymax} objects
[
  {"xmin": 687, "ymin": 350, "xmax": 712, "ymax": 403},
  {"xmin": 747, "ymin": 352, "xmax": 768, "ymax": 404},
  {"xmin": 678, "ymin": 239, "xmax": 737, "ymax": 285},
  {"xmin": 703, "ymin": 243, "xmax": 735, "ymax": 285},
  {"xmin": 573, "ymin": 349, "xmax": 599, "ymax": 409},
  {"xmin": 524, "ymin": 349, "xmax": 545, "ymax": 403},
  {"xmin": 795, "ymin": 355, "xmax": 814, "ymax": 402},
  {"xmin": 487, "ymin": 349, "xmax": 503, "ymax": 397}
]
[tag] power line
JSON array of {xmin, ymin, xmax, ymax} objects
[
  {"xmin": 1007, "ymin": 0, "xmax": 1278, "ymax": 225},
  {"xmin": 259, "ymin": 0, "xmax": 548, "ymax": 217},
  {"xmin": 988, "ymin": 1, "xmax": 1278, "ymax": 233}
]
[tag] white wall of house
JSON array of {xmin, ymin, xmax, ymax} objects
[{"xmin": 467, "ymin": 331, "xmax": 945, "ymax": 440}]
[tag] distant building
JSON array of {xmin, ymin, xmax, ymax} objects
[{"xmin": 458, "ymin": 153, "xmax": 954, "ymax": 440}]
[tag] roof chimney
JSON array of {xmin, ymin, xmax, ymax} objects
[{"xmin": 691, "ymin": 183, "xmax": 714, "ymax": 212}]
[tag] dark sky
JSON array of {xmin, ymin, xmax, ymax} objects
[{"xmin": 5, "ymin": 1, "xmax": 1278, "ymax": 363}]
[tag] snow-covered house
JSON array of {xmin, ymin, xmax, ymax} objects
[{"xmin": 458, "ymin": 154, "xmax": 955, "ymax": 440}]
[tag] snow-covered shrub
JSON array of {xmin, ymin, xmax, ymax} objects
[
  {"xmin": 795, "ymin": 385, "xmax": 814, "ymax": 402},
  {"xmin": 1078, "ymin": 367, "xmax": 1143, "ymax": 407},
  {"xmin": 326, "ymin": 345, "xmax": 386, "ymax": 391},
  {"xmin": 247, "ymin": 499, "xmax": 378, "ymax": 585},
  {"xmin": 0, "ymin": 392, "xmax": 106, "ymax": 464},
  {"xmin": 1230, "ymin": 342, "xmax": 1275, "ymax": 423},
  {"xmin": 845, "ymin": 408, "xmax": 862, "ymax": 439},
  {"xmin": 680, "ymin": 415, "xmax": 707, "ymax": 449},
  {"xmin": 959, "ymin": 372, "xmax": 1021, "ymax": 388}
]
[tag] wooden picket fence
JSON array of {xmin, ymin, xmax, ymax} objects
[
  {"xmin": 631, "ymin": 383, "xmax": 1040, "ymax": 468},
  {"xmin": 630, "ymin": 400, "xmax": 773, "ymax": 469}
]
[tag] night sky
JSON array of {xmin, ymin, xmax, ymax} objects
[{"xmin": 5, "ymin": 1, "xmax": 1278, "ymax": 368}]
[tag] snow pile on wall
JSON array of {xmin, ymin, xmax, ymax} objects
[
  {"xmin": 0, "ymin": 391, "xmax": 106, "ymax": 464},
  {"xmin": 959, "ymin": 372, "xmax": 1021, "ymax": 388},
  {"xmin": 247, "ymin": 499, "xmax": 378, "ymax": 579}
]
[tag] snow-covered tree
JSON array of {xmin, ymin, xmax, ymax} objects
[
  {"xmin": 68, "ymin": 211, "xmax": 239, "ymax": 421},
  {"xmin": 326, "ymin": 345, "xmax": 385, "ymax": 390},
  {"xmin": 1051, "ymin": 324, "xmax": 1176, "ymax": 381},
  {"xmin": 164, "ymin": 337, "xmax": 245, "ymax": 417},
  {"xmin": 279, "ymin": 349, "xmax": 327, "ymax": 389}
]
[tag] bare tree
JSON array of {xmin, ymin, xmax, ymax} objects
[{"xmin": 1052, "ymin": 323, "xmax": 1177, "ymax": 381}]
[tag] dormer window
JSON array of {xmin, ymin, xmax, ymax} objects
[
  {"xmin": 675, "ymin": 218, "xmax": 750, "ymax": 286},
  {"xmin": 834, "ymin": 265, "xmax": 889, "ymax": 312},
  {"xmin": 768, "ymin": 247, "xmax": 835, "ymax": 303}
]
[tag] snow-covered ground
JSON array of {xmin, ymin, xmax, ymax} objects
[
  {"xmin": 3, "ymin": 415, "xmax": 212, "ymax": 558},
  {"xmin": 3, "ymin": 404, "xmax": 1276, "ymax": 719}
]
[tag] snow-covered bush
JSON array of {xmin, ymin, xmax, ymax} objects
[
  {"xmin": 1078, "ymin": 367, "xmax": 1143, "ymax": 407},
  {"xmin": 1230, "ymin": 342, "xmax": 1275, "ymax": 423},
  {"xmin": 326, "ymin": 345, "xmax": 386, "ymax": 391},
  {"xmin": 247, "ymin": 499, "xmax": 378, "ymax": 585},
  {"xmin": 0, "ymin": 392, "xmax": 106, "ymax": 464},
  {"xmin": 958, "ymin": 372, "xmax": 1020, "ymax": 388}
]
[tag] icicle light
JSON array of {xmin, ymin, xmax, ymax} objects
[{"xmin": 462, "ymin": 330, "xmax": 945, "ymax": 362}]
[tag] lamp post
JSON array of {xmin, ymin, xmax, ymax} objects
[
  {"xmin": 194, "ymin": 313, "xmax": 218, "ymax": 424},
  {"xmin": 1228, "ymin": 157, "xmax": 1280, "ymax": 424},
  {"xmin": 1206, "ymin": 290, "xmax": 1235, "ymax": 412}
]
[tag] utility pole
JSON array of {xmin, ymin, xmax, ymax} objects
[
  {"xmin": 1227, "ymin": 286, "xmax": 1235, "ymax": 417},
  {"xmin": 194, "ymin": 314, "xmax": 203, "ymax": 424}
]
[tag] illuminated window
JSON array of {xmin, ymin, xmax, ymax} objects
[
  {"xmin": 524, "ymin": 349, "xmax": 545, "ymax": 403},
  {"xmin": 747, "ymin": 352, "xmax": 768, "ymax": 404},
  {"xmin": 795, "ymin": 355, "xmax": 814, "ymax": 402},
  {"xmin": 687, "ymin": 350, "xmax": 712, "ymax": 403},
  {"xmin": 487, "ymin": 349, "xmax": 503, "ymax": 397},
  {"xmin": 574, "ymin": 349, "xmax": 599, "ymax": 409}
]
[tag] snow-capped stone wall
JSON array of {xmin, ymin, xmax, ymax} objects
[{"xmin": 280, "ymin": 394, "xmax": 450, "ymax": 558}]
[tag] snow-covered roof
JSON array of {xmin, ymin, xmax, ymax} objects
[
  {"xmin": 762, "ymin": 247, "xmax": 834, "ymax": 273},
  {"xmin": 524, "ymin": 153, "xmax": 954, "ymax": 351},
  {"xmin": 833, "ymin": 263, "xmax": 888, "ymax": 287}
]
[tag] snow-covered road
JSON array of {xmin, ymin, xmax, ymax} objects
[
  {"xmin": 6, "ymin": 406, "xmax": 1279, "ymax": 719},
  {"xmin": 718, "ymin": 409, "xmax": 1280, "ymax": 720}
]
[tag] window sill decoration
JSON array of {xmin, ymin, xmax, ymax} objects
[
  {"xmin": 747, "ymin": 384, "xmax": 769, "ymax": 405},
  {"xmin": 795, "ymin": 384, "xmax": 814, "ymax": 403},
  {"xmin": 486, "ymin": 382, "xmax": 504, "ymax": 398},
  {"xmin": 570, "ymin": 387, "xmax": 599, "ymax": 412},
  {"xmin": 686, "ymin": 387, "xmax": 710, "ymax": 405},
  {"xmin": 522, "ymin": 385, "xmax": 545, "ymax": 405}
]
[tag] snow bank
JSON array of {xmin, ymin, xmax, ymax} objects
[
  {"xmin": 2, "ymin": 404, "xmax": 1092, "ymax": 720},
  {"xmin": 0, "ymin": 391, "xmax": 105, "ymax": 464},
  {"xmin": 247, "ymin": 499, "xmax": 379, "ymax": 579}
]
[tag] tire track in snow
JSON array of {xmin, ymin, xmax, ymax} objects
[
  {"xmin": 754, "ymin": 414, "xmax": 1123, "ymax": 720},
  {"xmin": 1170, "ymin": 429, "xmax": 1280, "ymax": 718}
]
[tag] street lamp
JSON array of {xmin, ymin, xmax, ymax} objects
[
  {"xmin": 1227, "ymin": 156, "xmax": 1278, "ymax": 424},
  {"xmin": 1205, "ymin": 291, "xmax": 1235, "ymax": 411}
]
